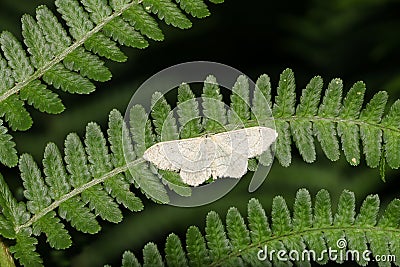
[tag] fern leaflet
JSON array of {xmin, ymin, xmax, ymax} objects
[
  {"xmin": 110, "ymin": 189, "xmax": 400, "ymax": 267},
  {"xmin": 0, "ymin": 70, "xmax": 400, "ymax": 266},
  {"xmin": 0, "ymin": 0, "xmax": 222, "ymax": 167}
]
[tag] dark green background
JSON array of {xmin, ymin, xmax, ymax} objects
[{"xmin": 0, "ymin": 0, "xmax": 399, "ymax": 266}]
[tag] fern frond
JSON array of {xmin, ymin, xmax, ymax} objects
[
  {"xmin": 112, "ymin": 189, "xmax": 400, "ymax": 267},
  {"xmin": 143, "ymin": 69, "xmax": 399, "ymax": 171},
  {"xmin": 132, "ymin": 70, "xmax": 400, "ymax": 187},
  {"xmin": 270, "ymin": 70, "xmax": 400, "ymax": 170},
  {"xmin": 1, "ymin": 70, "xmax": 400, "ymax": 266},
  {"xmin": 0, "ymin": 108, "xmax": 170, "ymax": 266},
  {"xmin": 0, "ymin": 0, "xmax": 220, "ymax": 167}
]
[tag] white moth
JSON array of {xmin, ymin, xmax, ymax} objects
[{"xmin": 143, "ymin": 126, "xmax": 278, "ymax": 186}]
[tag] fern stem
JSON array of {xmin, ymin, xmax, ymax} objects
[
  {"xmin": 15, "ymin": 157, "xmax": 145, "ymax": 233},
  {"xmin": 255, "ymin": 116, "xmax": 399, "ymax": 134},
  {"xmin": 0, "ymin": 0, "xmax": 142, "ymax": 104},
  {"xmin": 12, "ymin": 115, "xmax": 398, "ymax": 233},
  {"xmin": 211, "ymin": 226, "xmax": 400, "ymax": 266}
]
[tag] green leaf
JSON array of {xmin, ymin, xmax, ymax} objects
[
  {"xmin": 85, "ymin": 32, "xmax": 127, "ymax": 62},
  {"xmin": 55, "ymin": 0, "xmax": 94, "ymax": 40},
  {"xmin": 0, "ymin": 56, "xmax": 32, "ymax": 131},
  {"xmin": 337, "ymin": 81, "xmax": 366, "ymax": 166},
  {"xmin": 226, "ymin": 207, "xmax": 258, "ymax": 265},
  {"xmin": 143, "ymin": 0, "xmax": 192, "ymax": 29},
  {"xmin": 275, "ymin": 120, "xmax": 292, "ymax": 166},
  {"xmin": 127, "ymin": 161, "xmax": 169, "ymax": 204},
  {"xmin": 292, "ymin": 188, "xmax": 312, "ymax": 231},
  {"xmin": 129, "ymin": 105, "xmax": 154, "ymax": 157},
  {"xmin": 229, "ymin": 75, "xmax": 251, "ymax": 125},
  {"xmin": 378, "ymin": 199, "xmax": 400, "ymax": 229},
  {"xmin": 334, "ymin": 190, "xmax": 355, "ymax": 226},
  {"xmin": 0, "ymin": 173, "xmax": 30, "ymax": 236},
  {"xmin": 360, "ymin": 91, "xmax": 388, "ymax": 167},
  {"xmin": 143, "ymin": 243, "xmax": 164, "ymax": 267},
  {"xmin": 109, "ymin": 0, "xmax": 131, "ymax": 10},
  {"xmin": 318, "ymin": 78, "xmax": 343, "ymax": 117},
  {"xmin": 271, "ymin": 196, "xmax": 291, "ymax": 236},
  {"xmin": 64, "ymin": 133, "xmax": 92, "ymax": 187},
  {"xmin": 19, "ymin": 154, "xmax": 51, "ymax": 214},
  {"xmin": 291, "ymin": 76, "xmax": 323, "ymax": 163},
  {"xmin": 0, "ymin": 120, "xmax": 18, "ymax": 167},
  {"xmin": 84, "ymin": 183, "xmax": 123, "ymax": 223},
  {"xmin": 0, "ymin": 55, "xmax": 14, "ymax": 93},
  {"xmin": 64, "ymin": 47, "xmax": 112, "ymax": 82},
  {"xmin": 43, "ymin": 143, "xmax": 71, "ymax": 200},
  {"xmin": 186, "ymin": 226, "xmax": 210, "ymax": 266},
  {"xmin": 118, "ymin": 189, "xmax": 400, "ymax": 266},
  {"xmin": 176, "ymin": 0, "xmax": 210, "ymax": 18},
  {"xmin": 65, "ymin": 131, "xmax": 122, "ymax": 223},
  {"xmin": 0, "ymin": 31, "xmax": 34, "ymax": 82},
  {"xmin": 21, "ymin": 14, "xmax": 52, "ymax": 69},
  {"xmin": 58, "ymin": 197, "xmax": 101, "ymax": 234},
  {"xmin": 36, "ymin": 5, "xmax": 71, "ymax": 54},
  {"xmin": 20, "ymin": 80, "xmax": 65, "ymax": 114},
  {"xmin": 19, "ymin": 155, "xmax": 71, "ymax": 249},
  {"xmin": 151, "ymin": 92, "xmax": 179, "ymax": 141},
  {"xmin": 85, "ymin": 122, "xmax": 113, "ymax": 178},
  {"xmin": 43, "ymin": 155, "xmax": 97, "ymax": 236},
  {"xmin": 103, "ymin": 17, "xmax": 149, "ymax": 49},
  {"xmin": 121, "ymin": 251, "xmax": 141, "ymax": 267},
  {"xmin": 165, "ymin": 233, "xmax": 188, "ymax": 267},
  {"xmin": 252, "ymin": 74, "xmax": 272, "ymax": 126},
  {"xmin": 10, "ymin": 231, "xmax": 42, "ymax": 267},
  {"xmin": 159, "ymin": 170, "xmax": 191, "ymax": 197},
  {"xmin": 205, "ymin": 211, "xmax": 234, "ymax": 263},
  {"xmin": 33, "ymin": 212, "xmax": 71, "ymax": 249},
  {"xmin": 226, "ymin": 207, "xmax": 250, "ymax": 252},
  {"xmin": 382, "ymin": 100, "xmax": 400, "ymax": 168},
  {"xmin": 311, "ymin": 189, "xmax": 331, "ymax": 264},
  {"xmin": 84, "ymin": 123, "xmax": 123, "ymax": 223},
  {"xmin": 108, "ymin": 109, "xmax": 129, "ymax": 167},
  {"xmin": 43, "ymin": 63, "xmax": 96, "ymax": 94},
  {"xmin": 247, "ymin": 198, "xmax": 271, "ymax": 244},
  {"xmin": 314, "ymin": 78, "xmax": 343, "ymax": 161},
  {"xmin": 201, "ymin": 75, "xmax": 227, "ymax": 132},
  {"xmin": 0, "ymin": 215, "xmax": 14, "ymax": 239},
  {"xmin": 356, "ymin": 194, "xmax": 379, "ymax": 227},
  {"xmin": 81, "ymin": 0, "xmax": 112, "ymax": 24},
  {"xmin": 273, "ymin": 68, "xmax": 296, "ymax": 118},
  {"xmin": 122, "ymin": 4, "xmax": 164, "ymax": 41},
  {"xmin": 177, "ymin": 83, "xmax": 202, "ymax": 139}
]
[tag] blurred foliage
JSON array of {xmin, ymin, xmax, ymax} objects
[{"xmin": 0, "ymin": 0, "xmax": 399, "ymax": 266}]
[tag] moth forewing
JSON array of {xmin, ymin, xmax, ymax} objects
[{"xmin": 143, "ymin": 126, "xmax": 278, "ymax": 186}]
